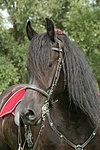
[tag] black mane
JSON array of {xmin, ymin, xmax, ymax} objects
[
  {"xmin": 27, "ymin": 33, "xmax": 52, "ymax": 76},
  {"xmin": 27, "ymin": 32, "xmax": 100, "ymax": 126}
]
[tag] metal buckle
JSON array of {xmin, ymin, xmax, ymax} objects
[
  {"xmin": 75, "ymin": 145, "xmax": 83, "ymax": 150},
  {"xmin": 18, "ymin": 144, "xmax": 23, "ymax": 150},
  {"xmin": 42, "ymin": 102, "xmax": 49, "ymax": 121}
]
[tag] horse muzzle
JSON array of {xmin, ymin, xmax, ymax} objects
[{"xmin": 14, "ymin": 105, "xmax": 42, "ymax": 126}]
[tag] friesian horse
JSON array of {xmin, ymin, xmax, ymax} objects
[{"xmin": 0, "ymin": 18, "xmax": 100, "ymax": 150}]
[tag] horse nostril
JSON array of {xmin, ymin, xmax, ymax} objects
[{"xmin": 25, "ymin": 109, "xmax": 36, "ymax": 121}]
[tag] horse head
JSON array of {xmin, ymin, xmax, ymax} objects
[{"xmin": 15, "ymin": 18, "xmax": 66, "ymax": 126}]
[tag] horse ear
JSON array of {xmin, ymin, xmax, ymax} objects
[
  {"xmin": 46, "ymin": 18, "xmax": 57, "ymax": 42},
  {"xmin": 26, "ymin": 20, "xmax": 38, "ymax": 40}
]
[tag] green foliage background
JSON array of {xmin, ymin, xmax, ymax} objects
[{"xmin": 0, "ymin": 0, "xmax": 100, "ymax": 93}]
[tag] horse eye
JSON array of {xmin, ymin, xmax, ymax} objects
[{"xmin": 48, "ymin": 61, "xmax": 54, "ymax": 68}]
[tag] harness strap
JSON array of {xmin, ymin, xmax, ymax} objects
[
  {"xmin": 32, "ymin": 122, "xmax": 45, "ymax": 150},
  {"xmin": 52, "ymin": 39, "xmax": 66, "ymax": 90},
  {"xmin": 47, "ymin": 111, "xmax": 98, "ymax": 150},
  {"xmin": 25, "ymin": 85, "xmax": 49, "ymax": 97},
  {"xmin": 25, "ymin": 85, "xmax": 53, "ymax": 108},
  {"xmin": 57, "ymin": 40, "xmax": 66, "ymax": 89},
  {"xmin": 32, "ymin": 102, "xmax": 49, "ymax": 150},
  {"xmin": 18, "ymin": 119, "xmax": 23, "ymax": 150}
]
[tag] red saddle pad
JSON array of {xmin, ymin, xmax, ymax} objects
[{"xmin": 0, "ymin": 88, "xmax": 26, "ymax": 117}]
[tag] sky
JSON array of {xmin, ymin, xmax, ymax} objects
[{"xmin": 0, "ymin": 9, "xmax": 13, "ymax": 28}]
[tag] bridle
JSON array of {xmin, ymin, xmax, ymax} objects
[
  {"xmin": 18, "ymin": 39, "xmax": 66, "ymax": 150},
  {"xmin": 18, "ymin": 39, "xmax": 97, "ymax": 150}
]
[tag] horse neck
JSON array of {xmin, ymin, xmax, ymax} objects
[{"xmin": 50, "ymin": 92, "xmax": 94, "ymax": 137}]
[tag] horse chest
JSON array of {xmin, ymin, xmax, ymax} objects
[{"xmin": 36, "ymin": 125, "xmax": 100, "ymax": 150}]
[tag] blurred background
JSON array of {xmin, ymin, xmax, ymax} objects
[{"xmin": 0, "ymin": 0, "xmax": 100, "ymax": 93}]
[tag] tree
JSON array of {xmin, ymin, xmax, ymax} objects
[
  {"xmin": 62, "ymin": 1, "xmax": 100, "ymax": 90},
  {"xmin": 0, "ymin": 0, "xmax": 70, "ymax": 93},
  {"xmin": 0, "ymin": 0, "xmax": 100, "ymax": 93}
]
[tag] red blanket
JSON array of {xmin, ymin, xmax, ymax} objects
[{"xmin": 0, "ymin": 88, "xmax": 26, "ymax": 117}]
